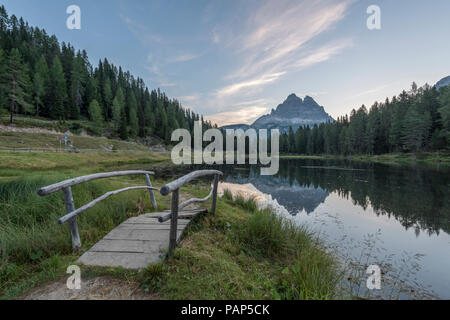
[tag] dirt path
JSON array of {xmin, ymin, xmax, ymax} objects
[{"xmin": 21, "ymin": 276, "xmax": 158, "ymax": 300}]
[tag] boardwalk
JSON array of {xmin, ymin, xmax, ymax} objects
[
  {"xmin": 77, "ymin": 209, "xmax": 206, "ymax": 269},
  {"xmin": 37, "ymin": 169, "xmax": 222, "ymax": 270}
]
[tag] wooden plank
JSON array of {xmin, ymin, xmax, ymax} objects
[
  {"xmin": 158, "ymin": 210, "xmax": 207, "ymax": 223},
  {"xmin": 89, "ymin": 239, "xmax": 169, "ymax": 253},
  {"xmin": 77, "ymin": 210, "xmax": 201, "ymax": 269},
  {"xmin": 78, "ymin": 251, "xmax": 161, "ymax": 269},
  {"xmin": 104, "ymin": 229, "xmax": 183, "ymax": 241},
  {"xmin": 125, "ymin": 216, "xmax": 190, "ymax": 225},
  {"xmin": 117, "ymin": 224, "xmax": 185, "ymax": 231}
]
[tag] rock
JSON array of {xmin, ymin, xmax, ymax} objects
[
  {"xmin": 221, "ymin": 94, "xmax": 334, "ymax": 133},
  {"xmin": 435, "ymin": 76, "xmax": 450, "ymax": 90}
]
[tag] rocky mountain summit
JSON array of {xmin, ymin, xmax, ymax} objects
[
  {"xmin": 222, "ymin": 94, "xmax": 334, "ymax": 132},
  {"xmin": 435, "ymin": 76, "xmax": 450, "ymax": 90}
]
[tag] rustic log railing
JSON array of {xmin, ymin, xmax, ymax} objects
[
  {"xmin": 37, "ymin": 170, "xmax": 158, "ymax": 251},
  {"xmin": 158, "ymin": 170, "xmax": 222, "ymax": 257}
]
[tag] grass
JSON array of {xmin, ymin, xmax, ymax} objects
[
  {"xmin": 0, "ymin": 150, "xmax": 169, "ymax": 171},
  {"xmin": 139, "ymin": 189, "xmax": 341, "ymax": 299},
  {"xmin": 280, "ymin": 151, "xmax": 450, "ymax": 166},
  {"xmin": 0, "ymin": 147, "xmax": 340, "ymax": 300},
  {"xmin": 0, "ymin": 130, "xmax": 152, "ymax": 152}
]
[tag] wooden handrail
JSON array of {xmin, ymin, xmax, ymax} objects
[
  {"xmin": 159, "ymin": 170, "xmax": 222, "ymax": 258},
  {"xmin": 158, "ymin": 187, "xmax": 214, "ymax": 223},
  {"xmin": 159, "ymin": 170, "xmax": 222, "ymax": 195},
  {"xmin": 37, "ymin": 170, "xmax": 158, "ymax": 251},
  {"xmin": 37, "ymin": 170, "xmax": 155, "ymax": 196},
  {"xmin": 58, "ymin": 186, "xmax": 159, "ymax": 224}
]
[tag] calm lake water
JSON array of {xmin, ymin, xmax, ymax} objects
[{"xmin": 212, "ymin": 159, "xmax": 450, "ymax": 299}]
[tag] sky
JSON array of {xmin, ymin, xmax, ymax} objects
[{"xmin": 2, "ymin": 0, "xmax": 450, "ymax": 126}]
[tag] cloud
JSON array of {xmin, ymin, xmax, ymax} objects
[
  {"xmin": 293, "ymin": 39, "xmax": 353, "ymax": 69},
  {"xmin": 214, "ymin": 0, "xmax": 355, "ymax": 101},
  {"xmin": 205, "ymin": 105, "xmax": 271, "ymax": 127},
  {"xmin": 120, "ymin": 14, "xmax": 162, "ymax": 44},
  {"xmin": 169, "ymin": 53, "xmax": 203, "ymax": 63},
  {"xmin": 216, "ymin": 72, "xmax": 286, "ymax": 97},
  {"xmin": 178, "ymin": 94, "xmax": 200, "ymax": 103},
  {"xmin": 227, "ymin": 0, "xmax": 355, "ymax": 80}
]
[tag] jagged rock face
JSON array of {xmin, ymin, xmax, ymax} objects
[
  {"xmin": 252, "ymin": 94, "xmax": 333, "ymax": 132},
  {"xmin": 436, "ymin": 76, "xmax": 450, "ymax": 90},
  {"xmin": 222, "ymin": 94, "xmax": 334, "ymax": 132}
]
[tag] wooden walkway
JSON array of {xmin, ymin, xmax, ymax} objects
[
  {"xmin": 37, "ymin": 170, "xmax": 222, "ymax": 270},
  {"xmin": 77, "ymin": 209, "xmax": 207, "ymax": 269}
]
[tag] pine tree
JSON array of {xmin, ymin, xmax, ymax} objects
[
  {"xmin": 47, "ymin": 56, "xmax": 67, "ymax": 119},
  {"xmin": 288, "ymin": 126, "xmax": 295, "ymax": 153},
  {"xmin": 32, "ymin": 55, "xmax": 48, "ymax": 116},
  {"xmin": 0, "ymin": 49, "xmax": 5, "ymax": 111},
  {"xmin": 69, "ymin": 54, "xmax": 85, "ymax": 119},
  {"xmin": 88, "ymin": 99, "xmax": 103, "ymax": 135},
  {"xmin": 1, "ymin": 48, "xmax": 31, "ymax": 123},
  {"xmin": 389, "ymin": 105, "xmax": 403, "ymax": 151},
  {"xmin": 112, "ymin": 86, "xmax": 125, "ymax": 134},
  {"xmin": 118, "ymin": 107, "xmax": 128, "ymax": 140},
  {"xmin": 128, "ymin": 92, "xmax": 138, "ymax": 137},
  {"xmin": 144, "ymin": 100, "xmax": 155, "ymax": 135},
  {"xmin": 438, "ymin": 87, "xmax": 450, "ymax": 146},
  {"xmin": 401, "ymin": 105, "xmax": 427, "ymax": 152},
  {"xmin": 103, "ymin": 77, "xmax": 113, "ymax": 120}
]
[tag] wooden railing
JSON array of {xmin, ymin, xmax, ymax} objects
[
  {"xmin": 37, "ymin": 169, "xmax": 223, "ymax": 258},
  {"xmin": 158, "ymin": 170, "xmax": 223, "ymax": 257},
  {"xmin": 37, "ymin": 170, "xmax": 158, "ymax": 251}
]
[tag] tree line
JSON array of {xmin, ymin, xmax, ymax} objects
[
  {"xmin": 279, "ymin": 82, "xmax": 450, "ymax": 155},
  {"xmin": 0, "ymin": 6, "xmax": 213, "ymax": 142}
]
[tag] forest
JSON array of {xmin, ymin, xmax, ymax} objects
[
  {"xmin": 278, "ymin": 82, "xmax": 450, "ymax": 155},
  {"xmin": 1, "ymin": 5, "xmax": 449, "ymax": 155},
  {"xmin": 0, "ymin": 6, "xmax": 213, "ymax": 143}
]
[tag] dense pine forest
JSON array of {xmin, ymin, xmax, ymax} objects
[
  {"xmin": 0, "ymin": 6, "xmax": 213, "ymax": 143},
  {"xmin": 279, "ymin": 82, "xmax": 450, "ymax": 155}
]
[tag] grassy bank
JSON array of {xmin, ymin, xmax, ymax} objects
[
  {"xmin": 146, "ymin": 190, "xmax": 340, "ymax": 299},
  {"xmin": 0, "ymin": 129, "xmax": 154, "ymax": 152},
  {"xmin": 280, "ymin": 151, "xmax": 450, "ymax": 166},
  {"xmin": 0, "ymin": 150, "xmax": 340, "ymax": 299}
]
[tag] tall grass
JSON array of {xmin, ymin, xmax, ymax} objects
[
  {"xmin": 228, "ymin": 195, "xmax": 340, "ymax": 299},
  {"xmin": 0, "ymin": 172, "xmax": 154, "ymax": 295}
]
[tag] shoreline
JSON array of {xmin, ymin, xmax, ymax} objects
[
  {"xmin": 280, "ymin": 152, "xmax": 450, "ymax": 167},
  {"xmin": 0, "ymin": 152, "xmax": 340, "ymax": 300}
]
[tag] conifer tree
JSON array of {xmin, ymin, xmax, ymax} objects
[
  {"xmin": 32, "ymin": 55, "xmax": 48, "ymax": 116},
  {"xmin": 88, "ymin": 99, "xmax": 103, "ymax": 135},
  {"xmin": 47, "ymin": 56, "xmax": 67, "ymax": 119},
  {"xmin": 2, "ymin": 48, "xmax": 30, "ymax": 123},
  {"xmin": 112, "ymin": 86, "xmax": 125, "ymax": 134}
]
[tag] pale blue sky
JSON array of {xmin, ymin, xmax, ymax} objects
[{"xmin": 2, "ymin": 0, "xmax": 450, "ymax": 126}]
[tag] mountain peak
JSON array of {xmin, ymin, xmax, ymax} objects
[
  {"xmin": 252, "ymin": 93, "xmax": 334, "ymax": 132},
  {"xmin": 286, "ymin": 93, "xmax": 300, "ymax": 100},
  {"xmin": 436, "ymin": 76, "xmax": 450, "ymax": 89}
]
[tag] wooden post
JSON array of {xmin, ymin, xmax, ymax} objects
[
  {"xmin": 210, "ymin": 174, "xmax": 219, "ymax": 215},
  {"xmin": 62, "ymin": 187, "xmax": 81, "ymax": 251},
  {"xmin": 168, "ymin": 189, "xmax": 179, "ymax": 258},
  {"xmin": 145, "ymin": 173, "xmax": 157, "ymax": 209}
]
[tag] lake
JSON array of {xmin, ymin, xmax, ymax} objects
[{"xmin": 212, "ymin": 159, "xmax": 450, "ymax": 299}]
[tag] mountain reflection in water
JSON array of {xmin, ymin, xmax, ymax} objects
[
  {"xmin": 220, "ymin": 159, "xmax": 449, "ymax": 236},
  {"xmin": 211, "ymin": 159, "xmax": 450, "ymax": 299}
]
